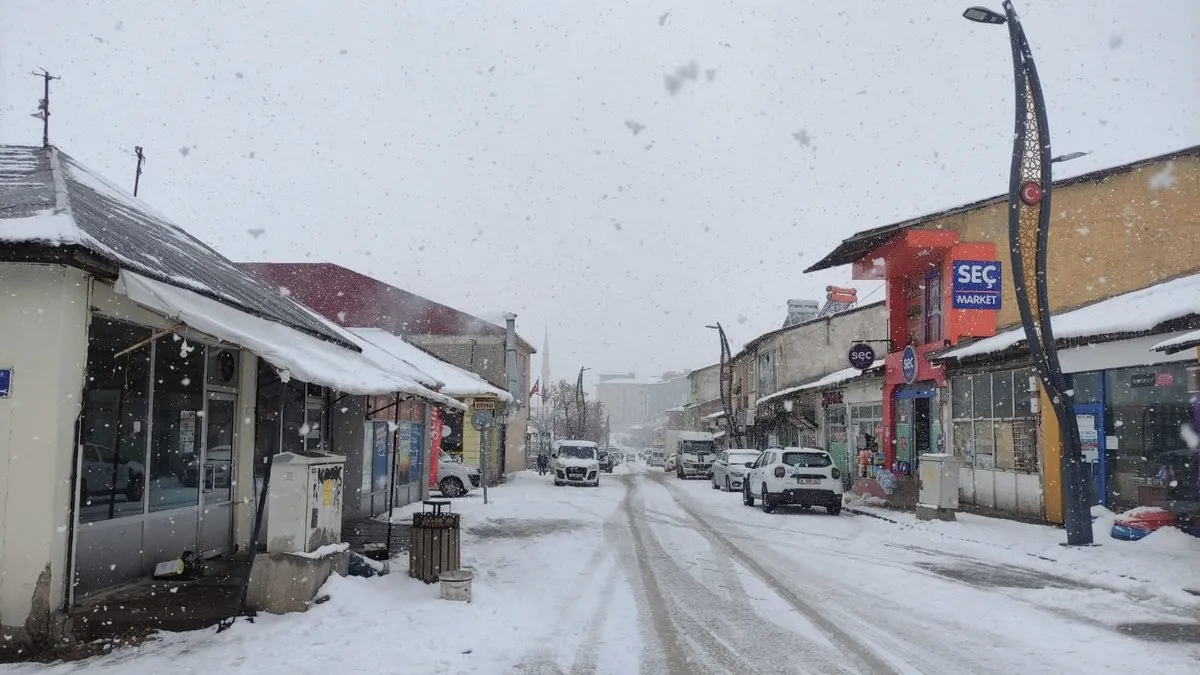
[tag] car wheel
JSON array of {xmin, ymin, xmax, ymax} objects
[
  {"xmin": 554, "ymin": 480, "xmax": 564, "ymax": 486},
  {"xmin": 711, "ymin": 476, "xmax": 720, "ymax": 490},
  {"xmin": 827, "ymin": 502, "xmax": 842, "ymax": 516},
  {"xmin": 743, "ymin": 482, "xmax": 755, "ymax": 507},
  {"xmin": 724, "ymin": 477, "xmax": 731, "ymax": 492},
  {"xmin": 440, "ymin": 477, "xmax": 465, "ymax": 498},
  {"xmin": 761, "ymin": 486, "xmax": 775, "ymax": 514}
]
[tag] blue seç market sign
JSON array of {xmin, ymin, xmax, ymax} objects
[
  {"xmin": 952, "ymin": 260, "xmax": 1003, "ymax": 310},
  {"xmin": 900, "ymin": 346, "xmax": 918, "ymax": 385}
]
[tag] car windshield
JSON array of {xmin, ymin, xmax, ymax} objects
[
  {"xmin": 558, "ymin": 446, "xmax": 595, "ymax": 459},
  {"xmin": 680, "ymin": 441, "xmax": 713, "ymax": 456},
  {"xmin": 782, "ymin": 452, "xmax": 832, "ymax": 468},
  {"xmin": 440, "ymin": 453, "xmax": 459, "ymax": 463}
]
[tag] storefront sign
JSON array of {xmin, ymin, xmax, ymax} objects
[
  {"xmin": 822, "ymin": 390, "xmax": 844, "ymax": 405},
  {"xmin": 0, "ymin": 368, "xmax": 11, "ymax": 398},
  {"xmin": 1130, "ymin": 373, "xmax": 1155, "ymax": 388},
  {"xmin": 951, "ymin": 260, "xmax": 1003, "ymax": 310},
  {"xmin": 473, "ymin": 399, "xmax": 495, "ymax": 410},
  {"xmin": 847, "ymin": 343, "xmax": 876, "ymax": 370},
  {"xmin": 901, "ymin": 345, "xmax": 918, "ymax": 385}
]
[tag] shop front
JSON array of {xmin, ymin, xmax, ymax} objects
[
  {"xmin": 753, "ymin": 395, "xmax": 817, "ymax": 451},
  {"xmin": 1067, "ymin": 360, "xmax": 1197, "ymax": 523},
  {"xmin": 816, "ymin": 377, "xmax": 884, "ymax": 489}
]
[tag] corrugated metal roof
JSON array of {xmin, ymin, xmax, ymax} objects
[{"xmin": 0, "ymin": 145, "xmax": 353, "ymax": 348}]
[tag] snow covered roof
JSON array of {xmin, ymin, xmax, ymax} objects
[
  {"xmin": 118, "ymin": 271, "xmax": 465, "ymax": 409},
  {"xmin": 935, "ymin": 273, "xmax": 1200, "ymax": 362},
  {"xmin": 348, "ymin": 327, "xmax": 512, "ymax": 402},
  {"xmin": 756, "ymin": 360, "xmax": 884, "ymax": 407},
  {"xmin": 1151, "ymin": 329, "xmax": 1200, "ymax": 355},
  {"xmin": 666, "ymin": 405, "xmax": 686, "ymax": 413},
  {"xmin": 0, "ymin": 145, "xmax": 349, "ymax": 348},
  {"xmin": 703, "ymin": 410, "xmax": 726, "ymax": 420}
]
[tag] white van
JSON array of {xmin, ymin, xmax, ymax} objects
[{"xmin": 551, "ymin": 440, "xmax": 601, "ymax": 487}]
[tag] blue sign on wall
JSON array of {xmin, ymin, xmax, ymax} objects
[
  {"xmin": 371, "ymin": 421, "xmax": 390, "ymax": 492},
  {"xmin": 952, "ymin": 260, "xmax": 1003, "ymax": 310},
  {"xmin": 0, "ymin": 369, "xmax": 11, "ymax": 398},
  {"xmin": 901, "ymin": 345, "xmax": 919, "ymax": 385},
  {"xmin": 409, "ymin": 423, "xmax": 425, "ymax": 483}
]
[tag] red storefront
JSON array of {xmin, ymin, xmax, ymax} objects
[{"xmin": 811, "ymin": 227, "xmax": 1002, "ymax": 501}]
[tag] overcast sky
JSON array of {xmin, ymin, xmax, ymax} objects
[{"xmin": 2, "ymin": 1, "xmax": 1197, "ymax": 388}]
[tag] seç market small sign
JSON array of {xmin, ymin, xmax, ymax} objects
[{"xmin": 901, "ymin": 345, "xmax": 919, "ymax": 385}]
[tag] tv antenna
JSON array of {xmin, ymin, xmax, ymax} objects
[
  {"xmin": 133, "ymin": 146, "xmax": 147, "ymax": 196},
  {"xmin": 30, "ymin": 69, "xmax": 60, "ymax": 148}
]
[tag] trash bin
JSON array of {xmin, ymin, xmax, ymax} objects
[{"xmin": 409, "ymin": 500, "xmax": 460, "ymax": 583}]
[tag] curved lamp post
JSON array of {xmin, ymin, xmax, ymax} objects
[
  {"xmin": 706, "ymin": 323, "xmax": 739, "ymax": 448},
  {"xmin": 964, "ymin": 2, "xmax": 1093, "ymax": 545},
  {"xmin": 576, "ymin": 366, "xmax": 590, "ymax": 439}
]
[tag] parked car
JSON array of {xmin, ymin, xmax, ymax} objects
[
  {"xmin": 625, "ymin": 453, "xmax": 637, "ymax": 463},
  {"xmin": 80, "ymin": 443, "xmax": 145, "ymax": 501},
  {"xmin": 552, "ymin": 440, "xmax": 601, "ymax": 487},
  {"xmin": 598, "ymin": 449, "xmax": 614, "ymax": 473},
  {"xmin": 664, "ymin": 454, "xmax": 677, "ymax": 472},
  {"xmin": 743, "ymin": 447, "xmax": 843, "ymax": 515},
  {"xmin": 181, "ymin": 444, "xmax": 232, "ymax": 490},
  {"xmin": 710, "ymin": 448, "xmax": 761, "ymax": 493},
  {"xmin": 648, "ymin": 451, "xmax": 665, "ymax": 467},
  {"xmin": 437, "ymin": 452, "xmax": 481, "ymax": 497}
]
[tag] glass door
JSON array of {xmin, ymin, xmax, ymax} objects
[
  {"xmin": 1074, "ymin": 403, "xmax": 1105, "ymax": 507},
  {"xmin": 199, "ymin": 391, "xmax": 237, "ymax": 555}
]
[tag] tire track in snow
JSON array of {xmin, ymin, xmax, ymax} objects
[
  {"xmin": 621, "ymin": 474, "xmax": 853, "ymax": 675},
  {"xmin": 657, "ymin": 475, "xmax": 901, "ymax": 675}
]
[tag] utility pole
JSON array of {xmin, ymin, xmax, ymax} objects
[
  {"xmin": 133, "ymin": 146, "xmax": 147, "ymax": 196},
  {"xmin": 30, "ymin": 69, "xmax": 60, "ymax": 148}
]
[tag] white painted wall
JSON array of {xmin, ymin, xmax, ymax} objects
[{"xmin": 0, "ymin": 264, "xmax": 90, "ymax": 628}]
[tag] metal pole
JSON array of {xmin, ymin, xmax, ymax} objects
[
  {"xmin": 480, "ymin": 422, "xmax": 489, "ymax": 504},
  {"xmin": 385, "ymin": 395, "xmax": 401, "ymax": 555},
  {"xmin": 986, "ymin": 1, "xmax": 1092, "ymax": 544}
]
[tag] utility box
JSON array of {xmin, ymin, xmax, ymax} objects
[
  {"xmin": 916, "ymin": 453, "xmax": 959, "ymax": 522},
  {"xmin": 267, "ymin": 450, "xmax": 347, "ymax": 553}
]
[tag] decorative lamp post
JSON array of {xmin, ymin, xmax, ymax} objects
[
  {"xmin": 706, "ymin": 323, "xmax": 739, "ymax": 448},
  {"xmin": 963, "ymin": 1, "xmax": 1093, "ymax": 545}
]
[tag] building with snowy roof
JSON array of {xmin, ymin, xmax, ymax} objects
[
  {"xmin": 0, "ymin": 144, "xmax": 468, "ymax": 647},
  {"xmin": 805, "ymin": 143, "xmax": 1200, "ymax": 523}
]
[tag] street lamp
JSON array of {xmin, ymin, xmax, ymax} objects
[
  {"xmin": 964, "ymin": 1, "xmax": 1093, "ymax": 545},
  {"xmin": 576, "ymin": 366, "xmax": 590, "ymax": 439},
  {"xmin": 706, "ymin": 323, "xmax": 739, "ymax": 448}
]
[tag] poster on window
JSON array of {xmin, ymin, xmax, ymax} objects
[
  {"xmin": 179, "ymin": 410, "xmax": 197, "ymax": 452},
  {"xmin": 395, "ymin": 423, "xmax": 412, "ymax": 484},
  {"xmin": 409, "ymin": 422, "xmax": 424, "ymax": 484},
  {"xmin": 371, "ymin": 421, "xmax": 390, "ymax": 493}
]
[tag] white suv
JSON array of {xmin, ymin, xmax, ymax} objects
[{"xmin": 743, "ymin": 447, "xmax": 843, "ymax": 515}]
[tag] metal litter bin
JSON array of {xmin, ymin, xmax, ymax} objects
[{"xmin": 409, "ymin": 500, "xmax": 460, "ymax": 583}]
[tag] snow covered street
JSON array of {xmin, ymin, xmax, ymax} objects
[{"xmin": 8, "ymin": 463, "xmax": 1200, "ymax": 675}]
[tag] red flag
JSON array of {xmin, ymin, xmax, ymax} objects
[{"xmin": 528, "ymin": 379, "xmax": 541, "ymax": 399}]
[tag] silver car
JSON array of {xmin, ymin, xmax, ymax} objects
[{"xmin": 710, "ymin": 449, "xmax": 761, "ymax": 493}]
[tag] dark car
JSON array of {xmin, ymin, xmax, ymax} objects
[{"xmin": 598, "ymin": 449, "xmax": 614, "ymax": 473}]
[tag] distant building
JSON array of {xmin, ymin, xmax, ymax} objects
[{"xmin": 596, "ymin": 371, "xmax": 690, "ymax": 433}]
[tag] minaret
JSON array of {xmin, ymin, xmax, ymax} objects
[{"xmin": 540, "ymin": 327, "xmax": 551, "ymax": 405}]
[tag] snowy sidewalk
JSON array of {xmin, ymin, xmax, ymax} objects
[{"xmin": 841, "ymin": 497, "xmax": 1200, "ymax": 611}]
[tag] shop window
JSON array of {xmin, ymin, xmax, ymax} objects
[
  {"xmin": 924, "ymin": 270, "xmax": 943, "ymax": 344},
  {"xmin": 757, "ymin": 351, "xmax": 776, "ymax": 397},
  {"xmin": 79, "ymin": 318, "xmax": 153, "ymax": 522},
  {"xmin": 1102, "ymin": 363, "xmax": 1194, "ymax": 511},
  {"xmin": 1067, "ymin": 371, "xmax": 1102, "ymax": 405},
  {"xmin": 824, "ymin": 404, "xmax": 849, "ymax": 472},
  {"xmin": 149, "ymin": 333, "xmax": 204, "ymax": 512},
  {"xmin": 950, "ymin": 369, "xmax": 1038, "ymax": 473}
]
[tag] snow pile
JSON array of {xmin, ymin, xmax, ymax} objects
[{"xmin": 288, "ymin": 542, "xmax": 350, "ymax": 559}]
